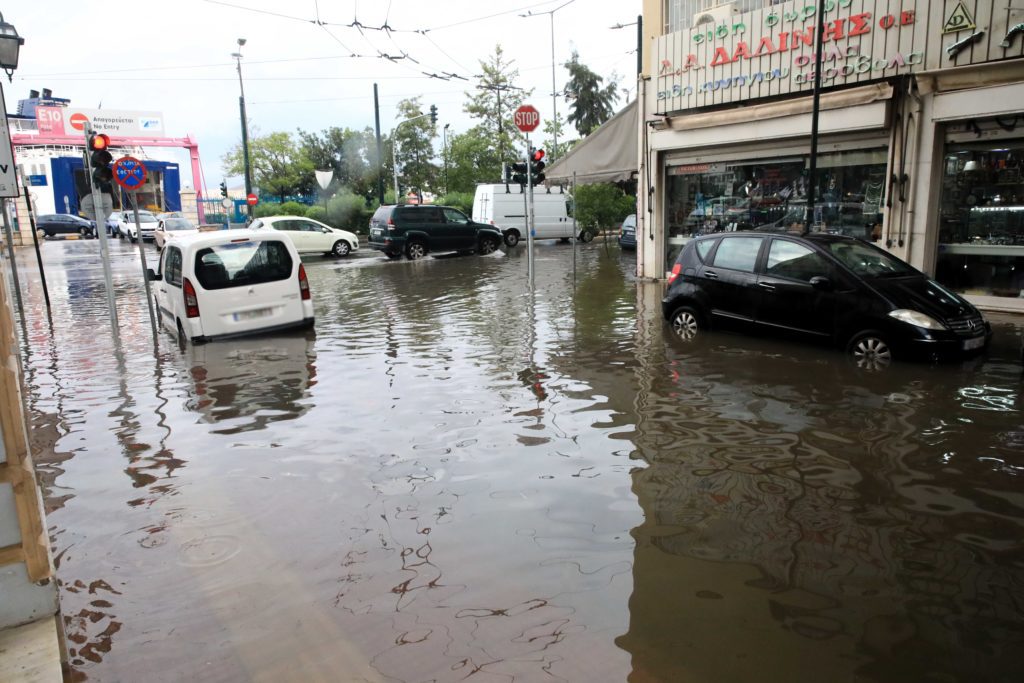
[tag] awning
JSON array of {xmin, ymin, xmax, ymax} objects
[{"xmin": 545, "ymin": 99, "xmax": 637, "ymax": 185}]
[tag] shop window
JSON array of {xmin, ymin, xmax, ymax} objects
[
  {"xmin": 936, "ymin": 138, "xmax": 1024, "ymax": 299},
  {"xmin": 663, "ymin": 149, "xmax": 887, "ymax": 267}
]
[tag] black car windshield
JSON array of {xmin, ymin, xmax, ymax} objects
[
  {"xmin": 827, "ymin": 240, "xmax": 916, "ymax": 278},
  {"xmin": 194, "ymin": 240, "xmax": 293, "ymax": 290}
]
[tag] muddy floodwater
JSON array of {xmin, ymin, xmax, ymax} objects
[{"xmin": 9, "ymin": 237, "xmax": 1024, "ymax": 682}]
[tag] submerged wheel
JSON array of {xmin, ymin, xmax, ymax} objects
[
  {"xmin": 478, "ymin": 237, "xmax": 499, "ymax": 255},
  {"xmin": 332, "ymin": 240, "xmax": 351, "ymax": 257},
  {"xmin": 669, "ymin": 306, "xmax": 702, "ymax": 341},
  {"xmin": 579, "ymin": 230, "xmax": 594, "ymax": 243},
  {"xmin": 405, "ymin": 241, "xmax": 426, "ymax": 260},
  {"xmin": 504, "ymin": 230, "xmax": 520, "ymax": 247},
  {"xmin": 847, "ymin": 332, "xmax": 893, "ymax": 371}
]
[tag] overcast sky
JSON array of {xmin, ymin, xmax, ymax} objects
[{"xmin": 12, "ymin": 0, "xmax": 640, "ymax": 194}]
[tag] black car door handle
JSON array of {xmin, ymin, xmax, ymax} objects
[
  {"xmin": 758, "ymin": 282, "xmax": 776, "ymax": 291},
  {"xmin": 703, "ymin": 270, "xmax": 719, "ymax": 279}
]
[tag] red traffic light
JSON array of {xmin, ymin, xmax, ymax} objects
[
  {"xmin": 532, "ymin": 148, "xmax": 545, "ymax": 162},
  {"xmin": 89, "ymin": 133, "xmax": 111, "ymax": 151}
]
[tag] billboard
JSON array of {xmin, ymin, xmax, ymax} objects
[{"xmin": 36, "ymin": 107, "xmax": 165, "ymax": 137}]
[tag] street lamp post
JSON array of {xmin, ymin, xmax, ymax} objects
[
  {"xmin": 232, "ymin": 38, "xmax": 252, "ymax": 214},
  {"xmin": 521, "ymin": 0, "xmax": 576, "ymax": 162},
  {"xmin": 443, "ymin": 123, "xmax": 450, "ymax": 195},
  {"xmin": 0, "ymin": 12, "xmax": 24, "ymax": 317}
]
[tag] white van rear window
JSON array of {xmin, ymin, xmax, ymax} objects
[{"xmin": 194, "ymin": 240, "xmax": 293, "ymax": 290}]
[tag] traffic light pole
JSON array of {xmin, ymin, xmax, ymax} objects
[
  {"xmin": 525, "ymin": 135, "xmax": 535, "ymax": 288},
  {"xmin": 83, "ymin": 124, "xmax": 118, "ymax": 330}
]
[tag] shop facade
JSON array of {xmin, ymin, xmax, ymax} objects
[{"xmin": 638, "ymin": 0, "xmax": 1024, "ymax": 313}]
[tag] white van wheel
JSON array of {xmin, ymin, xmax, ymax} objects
[{"xmin": 504, "ymin": 230, "xmax": 520, "ymax": 247}]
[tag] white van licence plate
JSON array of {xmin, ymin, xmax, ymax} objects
[
  {"xmin": 233, "ymin": 307, "xmax": 272, "ymax": 322},
  {"xmin": 963, "ymin": 336, "xmax": 985, "ymax": 351}
]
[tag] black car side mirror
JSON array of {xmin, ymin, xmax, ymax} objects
[
  {"xmin": 809, "ymin": 276, "xmax": 833, "ymax": 291},
  {"xmin": 146, "ymin": 268, "xmax": 161, "ymax": 282}
]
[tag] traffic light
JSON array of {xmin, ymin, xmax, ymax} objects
[
  {"xmin": 220, "ymin": 180, "xmax": 228, "ymax": 198},
  {"xmin": 429, "ymin": 104, "xmax": 437, "ymax": 125},
  {"xmin": 511, "ymin": 161, "xmax": 529, "ymax": 186},
  {"xmin": 530, "ymin": 148, "xmax": 546, "ymax": 185},
  {"xmin": 88, "ymin": 133, "xmax": 113, "ymax": 192}
]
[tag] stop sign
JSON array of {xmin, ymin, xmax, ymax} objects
[
  {"xmin": 246, "ymin": 193, "xmax": 258, "ymax": 206},
  {"xmin": 513, "ymin": 105, "xmax": 540, "ymax": 133}
]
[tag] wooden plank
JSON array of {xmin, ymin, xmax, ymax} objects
[
  {"xmin": 0, "ymin": 542, "xmax": 25, "ymax": 567},
  {"xmin": 0, "ymin": 251, "xmax": 52, "ymax": 584},
  {"xmin": 0, "ymin": 461, "xmax": 14, "ymax": 484}
]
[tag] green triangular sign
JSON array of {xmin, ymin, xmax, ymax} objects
[{"xmin": 943, "ymin": 2, "xmax": 976, "ymax": 34}]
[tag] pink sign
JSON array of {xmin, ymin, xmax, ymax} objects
[{"xmin": 36, "ymin": 107, "xmax": 66, "ymax": 135}]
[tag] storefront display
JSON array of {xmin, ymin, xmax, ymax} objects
[
  {"xmin": 664, "ymin": 149, "xmax": 887, "ymax": 267},
  {"xmin": 936, "ymin": 133, "xmax": 1024, "ymax": 299}
]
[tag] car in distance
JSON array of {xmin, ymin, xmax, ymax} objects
[
  {"xmin": 662, "ymin": 231, "xmax": 992, "ymax": 369},
  {"xmin": 619, "ymin": 213, "xmax": 637, "ymax": 250},
  {"xmin": 146, "ymin": 229, "xmax": 314, "ymax": 344},
  {"xmin": 249, "ymin": 216, "xmax": 359, "ymax": 258},
  {"xmin": 367, "ymin": 205, "xmax": 503, "ymax": 260},
  {"xmin": 114, "ymin": 210, "xmax": 159, "ymax": 242},
  {"xmin": 36, "ymin": 213, "xmax": 96, "ymax": 239},
  {"xmin": 155, "ymin": 216, "xmax": 198, "ymax": 249}
]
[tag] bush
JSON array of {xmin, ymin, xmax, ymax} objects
[
  {"xmin": 278, "ymin": 201, "xmax": 308, "ymax": 216},
  {"xmin": 573, "ymin": 183, "xmax": 636, "ymax": 233},
  {"xmin": 326, "ymin": 192, "xmax": 366, "ymax": 230},
  {"xmin": 305, "ymin": 205, "xmax": 328, "ymax": 224},
  {"xmin": 252, "ymin": 203, "xmax": 280, "ymax": 218},
  {"xmin": 437, "ymin": 192, "xmax": 473, "ymax": 215}
]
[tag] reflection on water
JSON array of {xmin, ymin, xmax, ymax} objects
[{"xmin": 13, "ymin": 239, "xmax": 1024, "ymax": 681}]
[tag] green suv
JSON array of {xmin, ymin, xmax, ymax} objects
[{"xmin": 368, "ymin": 205, "xmax": 504, "ymax": 260}]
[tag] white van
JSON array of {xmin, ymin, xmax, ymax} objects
[
  {"xmin": 473, "ymin": 183, "xmax": 586, "ymax": 247},
  {"xmin": 147, "ymin": 229, "xmax": 314, "ymax": 344}
]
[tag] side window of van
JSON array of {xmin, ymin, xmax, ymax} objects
[
  {"xmin": 166, "ymin": 247, "xmax": 183, "ymax": 287},
  {"xmin": 565, "ymin": 198, "xmax": 574, "ymax": 217}
]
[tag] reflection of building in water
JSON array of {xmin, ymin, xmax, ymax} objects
[
  {"xmin": 607, "ymin": 304, "xmax": 1024, "ymax": 680},
  {"xmin": 185, "ymin": 332, "xmax": 317, "ymax": 434}
]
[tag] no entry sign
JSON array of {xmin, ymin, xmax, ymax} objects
[
  {"xmin": 112, "ymin": 157, "xmax": 147, "ymax": 191},
  {"xmin": 514, "ymin": 105, "xmax": 540, "ymax": 133},
  {"xmin": 246, "ymin": 193, "xmax": 258, "ymax": 206}
]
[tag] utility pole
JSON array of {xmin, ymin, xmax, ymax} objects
[
  {"xmin": 521, "ymin": 0, "xmax": 576, "ymax": 162},
  {"xmin": 232, "ymin": 39, "xmax": 252, "ymax": 213},
  {"xmin": 374, "ymin": 83, "xmax": 385, "ymax": 205}
]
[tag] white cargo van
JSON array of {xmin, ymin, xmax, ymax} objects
[
  {"xmin": 147, "ymin": 229, "xmax": 314, "ymax": 344},
  {"xmin": 473, "ymin": 183, "xmax": 587, "ymax": 247}
]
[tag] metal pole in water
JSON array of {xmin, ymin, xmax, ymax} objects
[
  {"xmin": 1, "ymin": 199, "xmax": 23, "ymax": 316},
  {"xmin": 572, "ymin": 172, "xmax": 577, "ymax": 286},
  {"xmin": 131, "ymin": 192, "xmax": 158, "ymax": 342},
  {"xmin": 525, "ymin": 134, "xmax": 535, "ymax": 289},
  {"xmin": 21, "ymin": 184, "xmax": 50, "ymax": 312}
]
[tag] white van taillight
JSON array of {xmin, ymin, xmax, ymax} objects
[
  {"xmin": 183, "ymin": 277, "xmax": 200, "ymax": 318},
  {"xmin": 298, "ymin": 264, "xmax": 310, "ymax": 300},
  {"xmin": 667, "ymin": 263, "xmax": 682, "ymax": 285}
]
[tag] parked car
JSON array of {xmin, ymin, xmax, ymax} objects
[
  {"xmin": 155, "ymin": 216, "xmax": 198, "ymax": 250},
  {"xmin": 249, "ymin": 216, "xmax": 359, "ymax": 258},
  {"xmin": 146, "ymin": 229, "xmax": 314, "ymax": 344},
  {"xmin": 662, "ymin": 231, "xmax": 992, "ymax": 368},
  {"xmin": 368, "ymin": 205, "xmax": 504, "ymax": 260},
  {"xmin": 619, "ymin": 213, "xmax": 637, "ymax": 250},
  {"xmin": 35, "ymin": 213, "xmax": 96, "ymax": 239},
  {"xmin": 113, "ymin": 210, "xmax": 159, "ymax": 242},
  {"xmin": 472, "ymin": 183, "xmax": 584, "ymax": 246}
]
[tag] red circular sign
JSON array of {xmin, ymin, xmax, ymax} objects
[
  {"xmin": 513, "ymin": 105, "xmax": 540, "ymax": 133},
  {"xmin": 112, "ymin": 157, "xmax": 147, "ymax": 191},
  {"xmin": 69, "ymin": 112, "xmax": 90, "ymax": 131},
  {"xmin": 246, "ymin": 193, "xmax": 258, "ymax": 206}
]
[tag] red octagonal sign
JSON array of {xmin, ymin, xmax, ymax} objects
[{"xmin": 513, "ymin": 105, "xmax": 540, "ymax": 133}]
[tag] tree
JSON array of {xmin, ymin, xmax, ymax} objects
[
  {"xmin": 393, "ymin": 97, "xmax": 439, "ymax": 199},
  {"xmin": 573, "ymin": 183, "xmax": 635, "ymax": 234},
  {"xmin": 446, "ymin": 126, "xmax": 505, "ymax": 193},
  {"xmin": 541, "ymin": 112, "xmax": 574, "ymax": 161},
  {"xmin": 564, "ymin": 51, "xmax": 619, "ymax": 136},
  {"xmin": 297, "ymin": 126, "xmax": 389, "ymax": 202},
  {"xmin": 222, "ymin": 131, "xmax": 313, "ymax": 201},
  {"xmin": 464, "ymin": 45, "xmax": 532, "ymax": 168}
]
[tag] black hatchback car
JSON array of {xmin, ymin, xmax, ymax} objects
[
  {"xmin": 368, "ymin": 205, "xmax": 504, "ymax": 260},
  {"xmin": 662, "ymin": 232, "xmax": 992, "ymax": 367},
  {"xmin": 36, "ymin": 213, "xmax": 96, "ymax": 238}
]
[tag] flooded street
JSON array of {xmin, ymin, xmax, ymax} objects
[{"xmin": 10, "ymin": 236, "xmax": 1024, "ymax": 682}]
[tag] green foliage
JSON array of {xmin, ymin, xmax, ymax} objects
[
  {"xmin": 305, "ymin": 205, "xmax": 328, "ymax": 224},
  {"xmin": 278, "ymin": 201, "xmax": 309, "ymax": 216},
  {"xmin": 564, "ymin": 51, "xmax": 620, "ymax": 136},
  {"xmin": 394, "ymin": 97, "xmax": 439, "ymax": 196},
  {"xmin": 437, "ymin": 192, "xmax": 474, "ymax": 215},
  {"xmin": 252, "ymin": 203, "xmax": 280, "ymax": 218},
  {"xmin": 296, "ymin": 126, "xmax": 386, "ymax": 200},
  {"xmin": 326, "ymin": 191, "xmax": 367, "ymax": 230},
  {"xmin": 463, "ymin": 45, "xmax": 531, "ymax": 170},
  {"xmin": 446, "ymin": 126, "xmax": 502, "ymax": 193},
  {"xmin": 222, "ymin": 130, "xmax": 314, "ymax": 200},
  {"xmin": 573, "ymin": 183, "xmax": 635, "ymax": 232}
]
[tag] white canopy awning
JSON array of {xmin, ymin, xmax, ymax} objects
[{"xmin": 545, "ymin": 99, "xmax": 637, "ymax": 185}]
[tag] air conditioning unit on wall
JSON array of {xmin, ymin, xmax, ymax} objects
[{"xmin": 693, "ymin": 2, "xmax": 739, "ymax": 27}]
